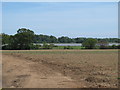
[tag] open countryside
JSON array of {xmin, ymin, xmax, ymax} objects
[
  {"xmin": 1, "ymin": 2, "xmax": 119, "ymax": 88},
  {"xmin": 1, "ymin": 27, "xmax": 119, "ymax": 88}
]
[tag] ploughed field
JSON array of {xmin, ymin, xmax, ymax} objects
[{"xmin": 2, "ymin": 50, "xmax": 118, "ymax": 88}]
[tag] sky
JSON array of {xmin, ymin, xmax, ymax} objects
[
  {"xmin": 2, "ymin": 2, "xmax": 118, "ymax": 38},
  {"xmin": 0, "ymin": 2, "xmax": 2, "ymax": 34}
]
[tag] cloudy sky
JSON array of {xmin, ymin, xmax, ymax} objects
[{"xmin": 2, "ymin": 2, "xmax": 118, "ymax": 38}]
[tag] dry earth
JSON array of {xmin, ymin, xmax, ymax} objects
[
  {"xmin": 0, "ymin": 53, "xmax": 2, "ymax": 88},
  {"xmin": 2, "ymin": 54, "xmax": 82, "ymax": 88},
  {"xmin": 2, "ymin": 50, "xmax": 118, "ymax": 88}
]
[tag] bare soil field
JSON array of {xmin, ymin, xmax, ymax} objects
[{"xmin": 2, "ymin": 50, "xmax": 118, "ymax": 88}]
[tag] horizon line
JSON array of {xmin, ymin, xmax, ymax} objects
[{"xmin": 1, "ymin": 32, "xmax": 118, "ymax": 39}]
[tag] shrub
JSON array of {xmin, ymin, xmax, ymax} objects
[
  {"xmin": 99, "ymin": 45, "xmax": 108, "ymax": 49},
  {"xmin": 30, "ymin": 44, "xmax": 40, "ymax": 49},
  {"xmin": 64, "ymin": 46, "xmax": 73, "ymax": 49},
  {"xmin": 2, "ymin": 45, "xmax": 9, "ymax": 50},
  {"xmin": 111, "ymin": 45, "xmax": 118, "ymax": 49},
  {"xmin": 118, "ymin": 45, "xmax": 120, "ymax": 49},
  {"xmin": 103, "ymin": 45, "xmax": 118, "ymax": 49},
  {"xmin": 82, "ymin": 38, "xmax": 97, "ymax": 49},
  {"xmin": 42, "ymin": 43, "xmax": 53, "ymax": 49}
]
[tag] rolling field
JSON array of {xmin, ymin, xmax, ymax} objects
[{"xmin": 2, "ymin": 50, "xmax": 118, "ymax": 88}]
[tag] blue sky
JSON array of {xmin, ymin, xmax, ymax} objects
[
  {"xmin": 2, "ymin": 2, "xmax": 118, "ymax": 38},
  {"xmin": 0, "ymin": 2, "xmax": 2, "ymax": 33}
]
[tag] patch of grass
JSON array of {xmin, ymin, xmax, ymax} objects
[
  {"xmin": 53, "ymin": 46, "xmax": 64, "ymax": 49},
  {"xmin": 53, "ymin": 46, "xmax": 83, "ymax": 49},
  {"xmin": 2, "ymin": 50, "xmax": 118, "ymax": 55}
]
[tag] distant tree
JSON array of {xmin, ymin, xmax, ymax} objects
[
  {"xmin": 0, "ymin": 34, "xmax": 2, "ymax": 49},
  {"xmin": 34, "ymin": 35, "xmax": 119, "ymax": 44},
  {"xmin": 82, "ymin": 38, "xmax": 97, "ymax": 49},
  {"xmin": 42, "ymin": 42, "xmax": 53, "ymax": 49},
  {"xmin": 111, "ymin": 45, "xmax": 118, "ymax": 49},
  {"xmin": 74, "ymin": 37, "xmax": 86, "ymax": 43},
  {"xmin": 1, "ymin": 33, "xmax": 10, "ymax": 45},
  {"xmin": 33, "ymin": 35, "xmax": 39, "ymax": 43},
  {"xmin": 58, "ymin": 36, "xmax": 72, "ymax": 43},
  {"xmin": 34, "ymin": 34, "xmax": 57, "ymax": 43},
  {"xmin": 97, "ymin": 38, "xmax": 119, "ymax": 43},
  {"xmin": 49, "ymin": 35, "xmax": 58, "ymax": 43},
  {"xmin": 14, "ymin": 28, "xmax": 35, "ymax": 50},
  {"xmin": 64, "ymin": 46, "xmax": 73, "ymax": 49},
  {"xmin": 97, "ymin": 39, "xmax": 109, "ymax": 49}
]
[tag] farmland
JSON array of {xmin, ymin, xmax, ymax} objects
[{"xmin": 2, "ymin": 49, "xmax": 118, "ymax": 88}]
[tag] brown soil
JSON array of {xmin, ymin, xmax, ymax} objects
[
  {"xmin": 2, "ymin": 50, "xmax": 118, "ymax": 88},
  {"xmin": 0, "ymin": 54, "xmax": 2, "ymax": 88}
]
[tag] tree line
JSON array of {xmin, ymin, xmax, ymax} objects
[
  {"xmin": 34, "ymin": 35, "xmax": 119, "ymax": 43},
  {"xmin": 1, "ymin": 28, "xmax": 120, "ymax": 50}
]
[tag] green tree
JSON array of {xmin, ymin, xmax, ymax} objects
[
  {"xmin": 82, "ymin": 38, "xmax": 97, "ymax": 49},
  {"xmin": 1, "ymin": 33, "xmax": 10, "ymax": 45},
  {"xmin": 42, "ymin": 42, "xmax": 53, "ymax": 49},
  {"xmin": 49, "ymin": 35, "xmax": 58, "ymax": 43},
  {"xmin": 74, "ymin": 37, "xmax": 86, "ymax": 43},
  {"xmin": 58, "ymin": 36, "xmax": 72, "ymax": 43},
  {"xmin": 8, "ymin": 35, "xmax": 19, "ymax": 50},
  {"xmin": 97, "ymin": 39, "xmax": 109, "ymax": 49},
  {"xmin": 14, "ymin": 28, "xmax": 35, "ymax": 50}
]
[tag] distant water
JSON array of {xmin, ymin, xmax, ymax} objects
[
  {"xmin": 34, "ymin": 43, "xmax": 118, "ymax": 46},
  {"xmin": 54, "ymin": 43, "xmax": 82, "ymax": 46},
  {"xmin": 109, "ymin": 43, "xmax": 118, "ymax": 46}
]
